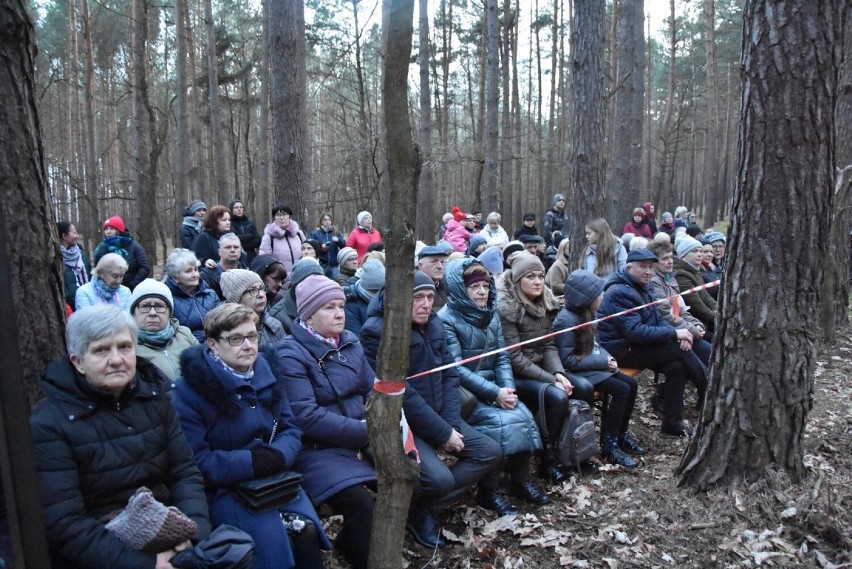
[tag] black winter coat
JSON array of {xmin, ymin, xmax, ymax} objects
[
  {"xmin": 231, "ymin": 215, "xmax": 262, "ymax": 260},
  {"xmin": 361, "ymin": 291, "xmax": 462, "ymax": 447},
  {"xmin": 30, "ymin": 357, "xmax": 210, "ymax": 569}
]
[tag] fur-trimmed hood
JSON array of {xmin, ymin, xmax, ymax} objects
[
  {"xmin": 178, "ymin": 343, "xmax": 283, "ymax": 418},
  {"xmin": 495, "ymin": 270, "xmax": 559, "ymax": 324}
]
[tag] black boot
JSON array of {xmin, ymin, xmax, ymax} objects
[
  {"xmin": 406, "ymin": 506, "xmax": 446, "ymax": 549},
  {"xmin": 619, "ymin": 431, "xmax": 646, "ymax": 455},
  {"xmin": 510, "ymin": 480, "xmax": 551, "ymax": 506},
  {"xmin": 476, "ymin": 486, "xmax": 518, "ymax": 516},
  {"xmin": 537, "ymin": 452, "xmax": 567, "ymax": 484},
  {"xmin": 602, "ymin": 433, "xmax": 639, "ymax": 469}
]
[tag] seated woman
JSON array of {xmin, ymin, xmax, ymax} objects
[
  {"xmin": 439, "ymin": 259, "xmax": 548, "ymax": 512},
  {"xmin": 344, "ymin": 259, "xmax": 385, "ymax": 335},
  {"xmin": 496, "ymin": 253, "xmax": 593, "ymax": 482},
  {"xmin": 276, "ymin": 275, "xmax": 376, "ymax": 569},
  {"xmin": 173, "ymin": 304, "xmax": 329, "ymax": 569},
  {"xmin": 130, "ymin": 279, "xmax": 198, "ymax": 380},
  {"xmin": 164, "ymin": 249, "xmax": 220, "ymax": 342},
  {"xmin": 221, "ymin": 269, "xmax": 286, "ymax": 349},
  {"xmin": 673, "ymin": 236, "xmax": 717, "ymax": 338},
  {"xmin": 553, "ymin": 270, "xmax": 645, "ymax": 470},
  {"xmin": 74, "ymin": 252, "xmax": 132, "ymax": 311},
  {"xmin": 30, "ymin": 305, "xmax": 210, "ymax": 568},
  {"xmin": 544, "ymin": 238, "xmax": 572, "ymax": 296},
  {"xmin": 250, "ymin": 254, "xmax": 288, "ymax": 309}
]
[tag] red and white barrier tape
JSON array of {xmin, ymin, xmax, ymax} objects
[{"xmin": 404, "ymin": 279, "xmax": 720, "ymax": 380}]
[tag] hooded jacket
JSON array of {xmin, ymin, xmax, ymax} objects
[
  {"xmin": 345, "ymin": 225, "xmax": 382, "ymax": 263},
  {"xmin": 552, "ymin": 270, "xmax": 614, "ymax": 385},
  {"xmin": 179, "ymin": 216, "xmax": 203, "ymax": 250},
  {"xmin": 596, "ymin": 268, "xmax": 678, "ymax": 354},
  {"xmin": 275, "ymin": 325, "xmax": 376, "ymax": 504},
  {"xmin": 30, "ymin": 357, "xmax": 210, "ymax": 568},
  {"xmin": 442, "ymin": 219, "xmax": 470, "ymax": 253},
  {"xmin": 93, "ymin": 234, "xmax": 149, "ymax": 290},
  {"xmin": 495, "ymin": 270, "xmax": 566, "ymax": 382},
  {"xmin": 259, "ymin": 220, "xmax": 305, "ymax": 277},
  {"xmin": 544, "ymin": 240, "xmax": 572, "ymax": 295},
  {"xmin": 230, "ymin": 214, "xmax": 262, "ymax": 260},
  {"xmin": 437, "ymin": 259, "xmax": 542, "ymax": 454},
  {"xmin": 361, "ymin": 291, "xmax": 462, "ymax": 447}
]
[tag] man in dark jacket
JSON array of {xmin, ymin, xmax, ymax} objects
[
  {"xmin": 542, "ymin": 193, "xmax": 569, "ymax": 248},
  {"xmin": 200, "ymin": 233, "xmax": 248, "ymax": 300},
  {"xmin": 416, "ymin": 241, "xmax": 452, "ymax": 310},
  {"xmin": 596, "ymin": 249, "xmax": 707, "ymax": 437},
  {"xmin": 361, "ymin": 272, "xmax": 501, "ymax": 549}
]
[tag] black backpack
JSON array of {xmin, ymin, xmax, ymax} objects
[{"xmin": 538, "ymin": 386, "xmax": 598, "ymax": 472}]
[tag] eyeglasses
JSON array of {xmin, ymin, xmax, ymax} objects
[
  {"xmin": 465, "ymin": 283, "xmax": 490, "ymax": 293},
  {"xmin": 242, "ymin": 285, "xmax": 268, "ymax": 298},
  {"xmin": 274, "ymin": 213, "xmax": 290, "ymax": 219},
  {"xmin": 136, "ymin": 303, "xmax": 168, "ymax": 314},
  {"xmin": 219, "ymin": 333, "xmax": 259, "ymax": 347}
]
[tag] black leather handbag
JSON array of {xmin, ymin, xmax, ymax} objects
[{"xmin": 233, "ymin": 470, "xmax": 303, "ymax": 513}]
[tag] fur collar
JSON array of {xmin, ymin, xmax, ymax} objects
[{"xmin": 179, "ymin": 344, "xmax": 283, "ymax": 418}]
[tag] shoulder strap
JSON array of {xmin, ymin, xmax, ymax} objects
[{"xmin": 318, "ymin": 357, "xmax": 348, "ymax": 417}]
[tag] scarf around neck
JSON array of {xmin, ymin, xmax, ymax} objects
[
  {"xmin": 93, "ymin": 277, "xmax": 120, "ymax": 302},
  {"xmin": 138, "ymin": 322, "xmax": 176, "ymax": 347},
  {"xmin": 61, "ymin": 244, "xmax": 89, "ymax": 286}
]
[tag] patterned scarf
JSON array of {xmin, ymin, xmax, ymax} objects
[
  {"xmin": 100, "ymin": 235, "xmax": 132, "ymax": 258},
  {"xmin": 138, "ymin": 322, "xmax": 176, "ymax": 348},
  {"xmin": 205, "ymin": 346, "xmax": 255, "ymax": 381},
  {"xmin": 61, "ymin": 244, "xmax": 89, "ymax": 286},
  {"xmin": 299, "ymin": 320, "xmax": 339, "ymax": 347},
  {"xmin": 92, "ymin": 277, "xmax": 120, "ymax": 302}
]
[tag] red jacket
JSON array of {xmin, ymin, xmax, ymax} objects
[{"xmin": 346, "ymin": 226, "xmax": 382, "ymax": 262}]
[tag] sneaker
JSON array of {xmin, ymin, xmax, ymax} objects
[
  {"xmin": 620, "ymin": 431, "xmax": 646, "ymax": 455},
  {"xmin": 603, "ymin": 445, "xmax": 639, "ymax": 469}
]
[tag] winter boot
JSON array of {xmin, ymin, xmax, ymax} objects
[
  {"xmin": 619, "ymin": 431, "xmax": 646, "ymax": 455},
  {"xmin": 602, "ymin": 433, "xmax": 639, "ymax": 469}
]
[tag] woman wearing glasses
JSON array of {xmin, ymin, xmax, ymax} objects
[
  {"xmin": 164, "ymin": 249, "xmax": 220, "ymax": 342},
  {"xmin": 259, "ymin": 205, "xmax": 306, "ymax": 282},
  {"xmin": 130, "ymin": 279, "xmax": 197, "ymax": 380},
  {"xmin": 438, "ymin": 259, "xmax": 547, "ymax": 514},
  {"xmin": 174, "ymin": 303, "xmax": 329, "ymax": 569},
  {"xmin": 220, "ymin": 269, "xmax": 285, "ymax": 349}
]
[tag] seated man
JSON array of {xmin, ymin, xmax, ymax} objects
[
  {"xmin": 596, "ymin": 249, "xmax": 708, "ymax": 437},
  {"xmin": 416, "ymin": 241, "xmax": 452, "ymax": 310},
  {"xmin": 199, "ymin": 232, "xmax": 247, "ymax": 300},
  {"xmin": 361, "ymin": 272, "xmax": 502, "ymax": 549}
]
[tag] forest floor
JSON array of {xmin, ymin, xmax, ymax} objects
[{"xmin": 323, "ymin": 322, "xmax": 852, "ymax": 569}]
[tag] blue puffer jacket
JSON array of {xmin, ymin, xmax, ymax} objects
[
  {"xmin": 276, "ymin": 324, "xmax": 376, "ymax": 504},
  {"xmin": 361, "ymin": 291, "xmax": 462, "ymax": 448},
  {"xmin": 309, "ymin": 227, "xmax": 345, "ymax": 268},
  {"xmin": 166, "ymin": 276, "xmax": 221, "ymax": 342},
  {"xmin": 438, "ymin": 259, "xmax": 541, "ymax": 455},
  {"xmin": 596, "ymin": 268, "xmax": 678, "ymax": 354}
]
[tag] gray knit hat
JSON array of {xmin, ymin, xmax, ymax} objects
[
  {"xmin": 675, "ymin": 235, "xmax": 704, "ymax": 259},
  {"xmin": 337, "ymin": 247, "xmax": 358, "ymax": 266},
  {"xmin": 413, "ymin": 270, "xmax": 436, "ymax": 293},
  {"xmin": 220, "ymin": 269, "xmax": 263, "ymax": 304},
  {"xmin": 359, "ymin": 259, "xmax": 386, "ymax": 291}
]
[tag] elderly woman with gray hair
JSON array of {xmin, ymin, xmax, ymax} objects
[
  {"xmin": 30, "ymin": 305, "xmax": 210, "ymax": 568},
  {"xmin": 74, "ymin": 252, "xmax": 132, "ymax": 312},
  {"xmin": 164, "ymin": 249, "xmax": 220, "ymax": 342}
]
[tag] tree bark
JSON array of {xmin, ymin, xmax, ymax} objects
[
  {"xmin": 418, "ymin": 0, "xmax": 437, "ymax": 240},
  {"xmin": 678, "ymin": 0, "xmax": 845, "ymax": 489},
  {"xmin": 268, "ymin": 0, "xmax": 311, "ymax": 219},
  {"xmin": 367, "ymin": 1, "xmax": 421, "ymax": 567},
  {"xmin": 655, "ymin": 0, "xmax": 678, "ymax": 212},
  {"xmin": 203, "ymin": 0, "xmax": 227, "ymax": 204},
  {"xmin": 257, "ymin": 0, "xmax": 270, "ymax": 218},
  {"xmin": 79, "ymin": 0, "xmax": 100, "ymax": 244},
  {"xmin": 569, "ymin": 0, "xmax": 605, "ymax": 268},
  {"xmin": 629, "ymin": 0, "xmax": 644, "ymax": 199},
  {"xmin": 483, "ymin": 0, "xmax": 500, "ymax": 213},
  {"xmin": 609, "ymin": 0, "xmax": 637, "ymax": 222},
  {"xmin": 174, "ymin": 0, "xmax": 190, "ymax": 212},
  {"xmin": 703, "ymin": 0, "xmax": 721, "ymax": 227}
]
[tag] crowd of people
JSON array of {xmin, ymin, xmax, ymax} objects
[{"xmin": 37, "ymin": 198, "xmax": 728, "ymax": 568}]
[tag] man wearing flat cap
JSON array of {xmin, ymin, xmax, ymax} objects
[
  {"xmin": 596, "ymin": 249, "xmax": 708, "ymax": 437},
  {"xmin": 417, "ymin": 241, "xmax": 453, "ymax": 310}
]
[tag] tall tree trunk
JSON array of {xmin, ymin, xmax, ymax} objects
[
  {"xmin": 569, "ymin": 0, "xmax": 605, "ymax": 267},
  {"xmin": 132, "ymin": 0, "xmax": 157, "ymax": 266},
  {"xmin": 511, "ymin": 0, "xmax": 523, "ymax": 220},
  {"xmin": 0, "ymin": 1, "xmax": 66, "ymax": 561},
  {"xmin": 609, "ymin": 0, "xmax": 637, "ymax": 222},
  {"xmin": 629, "ymin": 0, "xmax": 644, "ymax": 198},
  {"xmin": 821, "ymin": 6, "xmax": 852, "ymax": 341},
  {"xmin": 257, "ymin": 0, "xmax": 270, "ymax": 218},
  {"xmin": 186, "ymin": 0, "xmax": 207, "ymax": 201},
  {"xmin": 367, "ymin": 1, "xmax": 421, "ymax": 566},
  {"xmin": 79, "ymin": 0, "xmax": 100, "ymax": 243},
  {"xmin": 203, "ymin": 0, "xmax": 227, "ymax": 204},
  {"xmin": 500, "ymin": 0, "xmax": 514, "ymax": 222},
  {"xmin": 678, "ymin": 0, "xmax": 845, "ymax": 489},
  {"xmin": 483, "ymin": 0, "xmax": 500, "ymax": 213},
  {"xmin": 352, "ymin": 0, "xmax": 373, "ymax": 206},
  {"xmin": 544, "ymin": 0, "xmax": 559, "ymax": 193},
  {"xmin": 703, "ymin": 0, "xmax": 721, "ymax": 226},
  {"xmin": 439, "ymin": 0, "xmax": 452, "ymax": 199},
  {"xmin": 268, "ymin": 0, "xmax": 311, "ymax": 219},
  {"xmin": 418, "ymin": 0, "xmax": 437, "ymax": 240},
  {"xmin": 644, "ymin": 14, "xmax": 652, "ymax": 201},
  {"xmin": 655, "ymin": 0, "xmax": 678, "ymax": 212},
  {"xmin": 174, "ymin": 0, "xmax": 190, "ymax": 213}
]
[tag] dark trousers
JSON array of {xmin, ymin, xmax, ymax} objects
[
  {"xmin": 324, "ymin": 484, "xmax": 374, "ymax": 569},
  {"xmin": 692, "ymin": 338, "xmax": 712, "ymax": 366},
  {"xmin": 514, "ymin": 379, "xmax": 568, "ymax": 445},
  {"xmin": 413, "ymin": 421, "xmax": 502, "ymax": 512},
  {"xmin": 610, "ymin": 342, "xmax": 707, "ymax": 427},
  {"xmin": 596, "ymin": 372, "xmax": 638, "ymax": 435}
]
